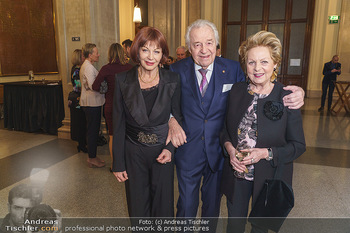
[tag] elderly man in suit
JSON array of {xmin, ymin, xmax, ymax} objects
[{"xmin": 169, "ymin": 19, "xmax": 305, "ymax": 224}]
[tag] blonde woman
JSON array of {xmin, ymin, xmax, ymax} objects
[
  {"xmin": 80, "ymin": 43, "xmax": 105, "ymax": 168},
  {"xmin": 221, "ymin": 31, "xmax": 306, "ymax": 233},
  {"xmin": 92, "ymin": 43, "xmax": 133, "ymax": 170}
]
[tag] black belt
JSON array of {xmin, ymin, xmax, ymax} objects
[{"xmin": 126, "ymin": 122, "xmax": 168, "ymax": 147}]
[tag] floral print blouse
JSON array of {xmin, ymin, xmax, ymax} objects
[{"xmin": 237, "ymin": 85, "xmax": 269, "ymax": 181}]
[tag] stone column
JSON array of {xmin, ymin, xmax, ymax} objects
[{"xmin": 56, "ymin": 0, "xmax": 120, "ymax": 138}]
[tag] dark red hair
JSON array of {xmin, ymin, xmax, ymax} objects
[{"xmin": 130, "ymin": 27, "xmax": 169, "ymax": 64}]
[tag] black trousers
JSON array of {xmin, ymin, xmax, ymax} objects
[
  {"xmin": 226, "ymin": 178, "xmax": 267, "ymax": 233},
  {"xmin": 70, "ymin": 107, "xmax": 87, "ymax": 147},
  {"xmin": 321, "ymin": 78, "xmax": 335, "ymax": 109},
  {"xmin": 82, "ymin": 106, "xmax": 101, "ymax": 158},
  {"xmin": 124, "ymin": 139, "xmax": 174, "ymax": 218}
]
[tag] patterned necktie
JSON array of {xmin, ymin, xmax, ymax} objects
[{"xmin": 199, "ymin": 68, "xmax": 208, "ymax": 97}]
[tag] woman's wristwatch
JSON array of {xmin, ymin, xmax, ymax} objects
[{"xmin": 266, "ymin": 148, "xmax": 273, "ymax": 161}]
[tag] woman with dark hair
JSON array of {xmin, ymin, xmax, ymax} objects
[
  {"xmin": 92, "ymin": 43, "xmax": 132, "ymax": 169},
  {"xmin": 112, "ymin": 27, "xmax": 182, "ymax": 217},
  {"xmin": 69, "ymin": 49, "xmax": 87, "ymax": 153}
]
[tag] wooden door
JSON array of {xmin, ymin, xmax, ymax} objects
[{"xmin": 222, "ymin": 0, "xmax": 315, "ymax": 91}]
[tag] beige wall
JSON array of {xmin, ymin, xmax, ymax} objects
[
  {"xmin": 119, "ymin": 0, "xmax": 135, "ymax": 43},
  {"xmin": 148, "ymin": 0, "xmax": 182, "ymax": 58},
  {"xmin": 307, "ymin": 0, "xmax": 342, "ymax": 97},
  {"xmin": 201, "ymin": 0, "xmax": 223, "ymax": 46}
]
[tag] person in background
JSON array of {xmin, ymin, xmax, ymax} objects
[
  {"xmin": 69, "ymin": 49, "xmax": 87, "ymax": 153},
  {"xmin": 92, "ymin": 43, "xmax": 133, "ymax": 171},
  {"xmin": 221, "ymin": 30, "xmax": 306, "ymax": 233},
  {"xmin": 167, "ymin": 56, "xmax": 175, "ymax": 65},
  {"xmin": 112, "ymin": 27, "xmax": 182, "ymax": 218},
  {"xmin": 122, "ymin": 39, "xmax": 137, "ymax": 66},
  {"xmin": 80, "ymin": 43, "xmax": 105, "ymax": 168},
  {"xmin": 185, "ymin": 49, "xmax": 191, "ymax": 58},
  {"xmin": 175, "ymin": 46, "xmax": 186, "ymax": 61},
  {"xmin": 318, "ymin": 55, "xmax": 341, "ymax": 112},
  {"xmin": 168, "ymin": 19, "xmax": 305, "ymax": 231},
  {"xmin": 216, "ymin": 44, "xmax": 222, "ymax": 57},
  {"xmin": 163, "ymin": 56, "xmax": 175, "ymax": 70}
]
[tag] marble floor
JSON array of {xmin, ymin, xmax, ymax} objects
[{"xmin": 0, "ymin": 97, "xmax": 350, "ymax": 232}]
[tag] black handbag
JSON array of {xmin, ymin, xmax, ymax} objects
[
  {"xmin": 97, "ymin": 131, "xmax": 108, "ymax": 146},
  {"xmin": 248, "ymin": 165, "xmax": 294, "ymax": 232}
]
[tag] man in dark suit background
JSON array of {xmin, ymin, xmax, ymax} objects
[
  {"xmin": 318, "ymin": 55, "xmax": 341, "ymax": 112},
  {"xmin": 169, "ymin": 19, "xmax": 305, "ymax": 226}
]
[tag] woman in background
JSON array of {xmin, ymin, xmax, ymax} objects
[
  {"xmin": 69, "ymin": 49, "xmax": 87, "ymax": 153},
  {"xmin": 92, "ymin": 43, "xmax": 133, "ymax": 170},
  {"xmin": 80, "ymin": 43, "xmax": 105, "ymax": 168}
]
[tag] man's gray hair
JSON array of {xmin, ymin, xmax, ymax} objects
[
  {"xmin": 185, "ymin": 19, "xmax": 219, "ymax": 49},
  {"xmin": 176, "ymin": 46, "xmax": 186, "ymax": 51}
]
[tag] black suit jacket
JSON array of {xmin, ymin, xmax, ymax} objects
[
  {"xmin": 323, "ymin": 61, "xmax": 341, "ymax": 81},
  {"xmin": 221, "ymin": 82, "xmax": 306, "ymax": 205},
  {"xmin": 112, "ymin": 66, "xmax": 182, "ymax": 172}
]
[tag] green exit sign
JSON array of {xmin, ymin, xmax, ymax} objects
[{"xmin": 329, "ymin": 15, "xmax": 339, "ymax": 24}]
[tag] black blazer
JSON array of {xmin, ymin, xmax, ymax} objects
[
  {"xmin": 323, "ymin": 61, "xmax": 341, "ymax": 81},
  {"xmin": 221, "ymin": 81, "xmax": 306, "ymax": 205},
  {"xmin": 112, "ymin": 66, "xmax": 182, "ymax": 172}
]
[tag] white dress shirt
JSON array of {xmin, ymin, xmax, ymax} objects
[{"xmin": 194, "ymin": 63, "xmax": 214, "ymax": 87}]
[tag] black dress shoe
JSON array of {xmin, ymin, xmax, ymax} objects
[
  {"xmin": 318, "ymin": 107, "xmax": 324, "ymax": 112},
  {"xmin": 77, "ymin": 145, "xmax": 88, "ymax": 153}
]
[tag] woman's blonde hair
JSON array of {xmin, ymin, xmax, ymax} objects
[
  {"xmin": 71, "ymin": 49, "xmax": 83, "ymax": 66},
  {"xmin": 239, "ymin": 31, "xmax": 282, "ymax": 74},
  {"xmin": 82, "ymin": 43, "xmax": 96, "ymax": 59},
  {"xmin": 108, "ymin": 43, "xmax": 128, "ymax": 65}
]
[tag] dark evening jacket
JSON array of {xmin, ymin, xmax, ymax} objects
[
  {"xmin": 221, "ymin": 81, "xmax": 306, "ymax": 205},
  {"xmin": 322, "ymin": 61, "xmax": 341, "ymax": 81},
  {"xmin": 92, "ymin": 60, "xmax": 133, "ymax": 109},
  {"xmin": 112, "ymin": 66, "xmax": 182, "ymax": 172}
]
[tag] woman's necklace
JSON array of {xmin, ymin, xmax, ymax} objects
[{"xmin": 139, "ymin": 67, "xmax": 159, "ymax": 84}]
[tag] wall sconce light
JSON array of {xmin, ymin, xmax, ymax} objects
[{"xmin": 133, "ymin": 6, "xmax": 142, "ymax": 23}]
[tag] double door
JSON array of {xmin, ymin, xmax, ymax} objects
[{"xmin": 222, "ymin": 0, "xmax": 315, "ymax": 90}]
